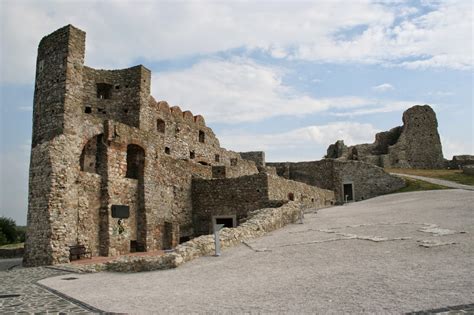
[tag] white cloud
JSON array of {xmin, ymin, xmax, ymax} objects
[
  {"xmin": 219, "ymin": 122, "xmax": 380, "ymax": 162},
  {"xmin": 441, "ymin": 136, "xmax": 474, "ymax": 160},
  {"xmin": 1, "ymin": 0, "xmax": 471, "ymax": 84},
  {"xmin": 372, "ymin": 83, "xmax": 395, "ymax": 92},
  {"xmin": 153, "ymin": 58, "xmax": 418, "ymax": 123}
]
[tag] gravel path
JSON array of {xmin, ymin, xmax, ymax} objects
[
  {"xmin": 39, "ymin": 190, "xmax": 474, "ymax": 313},
  {"xmin": 391, "ymin": 173, "xmax": 474, "ymax": 190}
]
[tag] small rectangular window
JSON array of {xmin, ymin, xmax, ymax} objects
[
  {"xmin": 199, "ymin": 130, "xmax": 205, "ymax": 143},
  {"xmin": 157, "ymin": 119, "xmax": 165, "ymax": 133}
]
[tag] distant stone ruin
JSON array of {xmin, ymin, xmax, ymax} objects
[{"xmin": 326, "ymin": 105, "xmax": 445, "ymax": 169}]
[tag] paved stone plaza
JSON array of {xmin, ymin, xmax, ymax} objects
[
  {"xmin": 0, "ymin": 266, "xmax": 97, "ymax": 313},
  {"xmin": 34, "ymin": 189, "xmax": 473, "ymax": 313}
]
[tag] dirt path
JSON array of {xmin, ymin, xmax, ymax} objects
[{"xmin": 391, "ymin": 173, "xmax": 474, "ymax": 190}]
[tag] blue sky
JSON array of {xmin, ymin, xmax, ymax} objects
[{"xmin": 0, "ymin": 0, "xmax": 472, "ymax": 225}]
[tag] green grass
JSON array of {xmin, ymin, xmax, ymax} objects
[
  {"xmin": 385, "ymin": 168, "xmax": 474, "ymax": 186},
  {"xmin": 394, "ymin": 177, "xmax": 450, "ymax": 193},
  {"xmin": 0, "ymin": 242, "xmax": 24, "ymax": 249}
]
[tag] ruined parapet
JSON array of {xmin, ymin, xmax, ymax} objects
[
  {"xmin": 325, "ymin": 105, "xmax": 444, "ymax": 169},
  {"xmin": 268, "ymin": 159, "xmax": 404, "ymax": 204},
  {"xmin": 192, "ymin": 173, "xmax": 334, "ymax": 236},
  {"xmin": 326, "ymin": 140, "xmax": 348, "ymax": 159},
  {"xmin": 240, "ymin": 151, "xmax": 266, "ymax": 170},
  {"xmin": 450, "ymin": 155, "xmax": 474, "ymax": 169},
  {"xmin": 385, "ymin": 105, "xmax": 444, "ymax": 168}
]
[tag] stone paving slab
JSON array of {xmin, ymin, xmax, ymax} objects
[
  {"xmin": 39, "ymin": 190, "xmax": 474, "ymax": 313},
  {"xmin": 0, "ymin": 266, "xmax": 100, "ymax": 313}
]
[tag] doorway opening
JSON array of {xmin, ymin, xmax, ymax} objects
[{"xmin": 343, "ymin": 182, "xmax": 354, "ymax": 203}]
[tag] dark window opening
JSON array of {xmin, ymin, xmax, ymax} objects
[
  {"xmin": 157, "ymin": 119, "xmax": 165, "ymax": 133},
  {"xmin": 199, "ymin": 130, "xmax": 205, "ymax": 143},
  {"xmin": 97, "ymin": 83, "xmax": 113, "ymax": 99},
  {"xmin": 215, "ymin": 217, "xmax": 234, "ymax": 228},
  {"xmin": 215, "ymin": 154, "xmax": 220, "ymax": 162},
  {"xmin": 311, "ymin": 198, "xmax": 315, "ymax": 202},
  {"xmin": 288, "ymin": 193, "xmax": 295, "ymax": 201},
  {"xmin": 190, "ymin": 151, "xmax": 195, "ymax": 159},
  {"xmin": 115, "ymin": 85, "xmax": 120, "ymax": 89},
  {"xmin": 179, "ymin": 236, "xmax": 190, "ymax": 244},
  {"xmin": 343, "ymin": 183, "xmax": 354, "ymax": 202},
  {"xmin": 85, "ymin": 106, "xmax": 92, "ymax": 114},
  {"xmin": 162, "ymin": 222, "xmax": 173, "ymax": 250},
  {"xmin": 165, "ymin": 147, "xmax": 171, "ymax": 155},
  {"xmin": 126, "ymin": 144, "xmax": 145, "ymax": 179},
  {"xmin": 124, "ymin": 108, "xmax": 129, "ymax": 114},
  {"xmin": 130, "ymin": 240, "xmax": 145, "ymax": 253},
  {"xmin": 198, "ymin": 161, "xmax": 209, "ymax": 166},
  {"xmin": 230, "ymin": 158, "xmax": 238, "ymax": 166},
  {"xmin": 79, "ymin": 134, "xmax": 103, "ymax": 174}
]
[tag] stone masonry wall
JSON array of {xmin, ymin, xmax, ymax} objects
[
  {"xmin": 325, "ymin": 105, "xmax": 444, "ymax": 169},
  {"xmin": 268, "ymin": 159, "xmax": 404, "ymax": 204},
  {"xmin": 192, "ymin": 173, "xmax": 335, "ymax": 236},
  {"xmin": 25, "ymin": 25, "xmax": 261, "ymax": 266}
]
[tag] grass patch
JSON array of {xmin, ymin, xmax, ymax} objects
[
  {"xmin": 385, "ymin": 168, "xmax": 474, "ymax": 186},
  {"xmin": 0, "ymin": 242, "xmax": 24, "ymax": 249},
  {"xmin": 394, "ymin": 177, "xmax": 450, "ymax": 193}
]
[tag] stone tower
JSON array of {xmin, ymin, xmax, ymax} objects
[
  {"xmin": 325, "ymin": 105, "xmax": 444, "ymax": 169},
  {"xmin": 25, "ymin": 25, "xmax": 86, "ymax": 266}
]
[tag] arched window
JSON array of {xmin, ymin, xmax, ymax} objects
[
  {"xmin": 157, "ymin": 119, "xmax": 165, "ymax": 133},
  {"xmin": 126, "ymin": 144, "xmax": 145, "ymax": 179},
  {"xmin": 97, "ymin": 83, "xmax": 112, "ymax": 99},
  {"xmin": 80, "ymin": 134, "xmax": 103, "ymax": 174},
  {"xmin": 199, "ymin": 130, "xmax": 205, "ymax": 143}
]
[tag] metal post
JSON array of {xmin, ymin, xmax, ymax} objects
[
  {"xmin": 298, "ymin": 206, "xmax": 304, "ymax": 224},
  {"xmin": 214, "ymin": 223, "xmax": 225, "ymax": 256}
]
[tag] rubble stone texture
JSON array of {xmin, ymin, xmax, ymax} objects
[
  {"xmin": 326, "ymin": 105, "xmax": 445, "ymax": 169},
  {"xmin": 268, "ymin": 160, "xmax": 405, "ymax": 204},
  {"xmin": 25, "ymin": 25, "xmax": 337, "ymax": 266}
]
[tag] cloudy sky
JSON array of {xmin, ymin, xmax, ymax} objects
[{"xmin": 0, "ymin": 0, "xmax": 473, "ymax": 224}]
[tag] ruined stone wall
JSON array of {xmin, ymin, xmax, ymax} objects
[
  {"xmin": 449, "ymin": 155, "xmax": 474, "ymax": 169},
  {"xmin": 25, "ymin": 25, "xmax": 261, "ymax": 266},
  {"xmin": 268, "ymin": 160, "xmax": 404, "ymax": 204},
  {"xmin": 240, "ymin": 151, "xmax": 266, "ymax": 169},
  {"xmin": 82, "ymin": 66, "xmax": 149, "ymax": 128},
  {"xmin": 325, "ymin": 105, "xmax": 444, "ymax": 169},
  {"xmin": 267, "ymin": 174, "xmax": 335, "ymax": 206},
  {"xmin": 192, "ymin": 173, "xmax": 335, "ymax": 235},
  {"xmin": 192, "ymin": 173, "xmax": 271, "ymax": 235}
]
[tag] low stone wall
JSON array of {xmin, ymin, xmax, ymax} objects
[
  {"xmin": 0, "ymin": 247, "xmax": 24, "ymax": 258},
  {"xmin": 105, "ymin": 201, "xmax": 312, "ymax": 272}
]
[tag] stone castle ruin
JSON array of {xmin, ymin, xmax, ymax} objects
[
  {"xmin": 326, "ymin": 105, "xmax": 445, "ymax": 169},
  {"xmin": 25, "ymin": 25, "xmax": 406, "ymax": 266}
]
